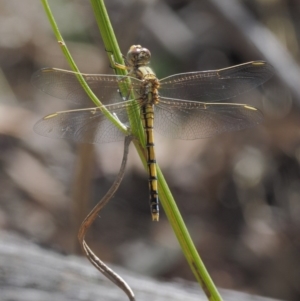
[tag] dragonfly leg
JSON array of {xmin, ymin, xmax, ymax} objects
[
  {"xmin": 114, "ymin": 61, "xmax": 129, "ymax": 70},
  {"xmin": 104, "ymin": 48, "xmax": 129, "ymax": 71},
  {"xmin": 116, "ymin": 76, "xmax": 135, "ymax": 101},
  {"xmin": 104, "ymin": 48, "xmax": 118, "ymax": 70}
]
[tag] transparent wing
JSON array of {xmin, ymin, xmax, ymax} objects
[
  {"xmin": 154, "ymin": 97, "xmax": 263, "ymax": 139},
  {"xmin": 33, "ymin": 100, "xmax": 142, "ymax": 144},
  {"xmin": 31, "ymin": 68, "xmax": 143, "ymax": 105},
  {"xmin": 159, "ymin": 61, "xmax": 273, "ymax": 102}
]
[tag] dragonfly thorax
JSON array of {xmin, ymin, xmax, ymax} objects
[{"xmin": 140, "ymin": 74, "xmax": 160, "ymax": 105}]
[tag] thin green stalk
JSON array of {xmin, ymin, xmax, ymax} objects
[
  {"xmin": 89, "ymin": 0, "xmax": 145, "ymax": 145},
  {"xmin": 40, "ymin": 0, "xmax": 223, "ymax": 300},
  {"xmin": 89, "ymin": 0, "xmax": 124, "ymax": 76},
  {"xmin": 90, "ymin": 2, "xmax": 223, "ymax": 300},
  {"xmin": 40, "ymin": 0, "xmax": 127, "ymax": 136},
  {"xmin": 134, "ymin": 144, "xmax": 223, "ymax": 301}
]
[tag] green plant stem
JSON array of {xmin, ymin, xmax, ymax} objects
[
  {"xmin": 40, "ymin": 0, "xmax": 128, "ymax": 136},
  {"xmin": 40, "ymin": 0, "xmax": 223, "ymax": 300},
  {"xmin": 89, "ymin": 0, "xmax": 124, "ymax": 75},
  {"xmin": 90, "ymin": 2, "xmax": 223, "ymax": 300},
  {"xmin": 133, "ymin": 143, "xmax": 223, "ymax": 301},
  {"xmin": 89, "ymin": 0, "xmax": 145, "ymax": 144}
]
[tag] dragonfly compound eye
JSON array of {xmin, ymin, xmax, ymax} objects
[{"xmin": 127, "ymin": 45, "xmax": 151, "ymax": 66}]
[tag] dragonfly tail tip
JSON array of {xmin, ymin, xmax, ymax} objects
[{"xmin": 152, "ymin": 213, "xmax": 159, "ymax": 222}]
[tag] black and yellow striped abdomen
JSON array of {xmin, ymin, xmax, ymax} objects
[
  {"xmin": 141, "ymin": 103, "xmax": 159, "ymax": 221},
  {"xmin": 129, "ymin": 57, "xmax": 161, "ymax": 221}
]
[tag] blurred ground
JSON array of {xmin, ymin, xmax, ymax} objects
[{"xmin": 1, "ymin": 0, "xmax": 300, "ymax": 300}]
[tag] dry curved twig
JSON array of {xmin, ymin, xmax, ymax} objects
[{"xmin": 78, "ymin": 135, "xmax": 135, "ymax": 301}]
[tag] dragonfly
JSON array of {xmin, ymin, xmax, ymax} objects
[{"xmin": 32, "ymin": 45, "xmax": 274, "ymax": 221}]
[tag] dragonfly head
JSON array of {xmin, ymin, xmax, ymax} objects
[{"xmin": 126, "ymin": 45, "xmax": 151, "ymax": 67}]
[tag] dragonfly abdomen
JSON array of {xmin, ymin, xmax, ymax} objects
[{"xmin": 141, "ymin": 103, "xmax": 159, "ymax": 221}]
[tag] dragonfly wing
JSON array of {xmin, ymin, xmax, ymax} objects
[
  {"xmin": 154, "ymin": 98, "xmax": 263, "ymax": 139},
  {"xmin": 32, "ymin": 68, "xmax": 142, "ymax": 106},
  {"xmin": 33, "ymin": 103, "xmax": 132, "ymax": 144},
  {"xmin": 159, "ymin": 61, "xmax": 273, "ymax": 102}
]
